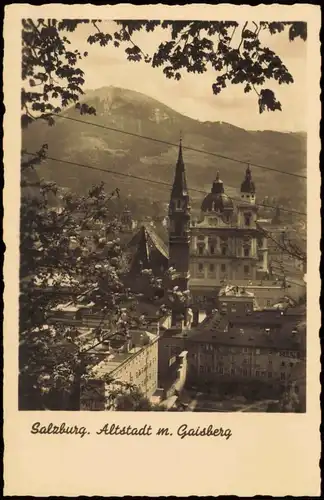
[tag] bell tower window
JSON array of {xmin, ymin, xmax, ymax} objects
[{"xmin": 244, "ymin": 213, "xmax": 251, "ymax": 226}]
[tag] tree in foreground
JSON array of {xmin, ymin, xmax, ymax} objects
[
  {"xmin": 22, "ymin": 19, "xmax": 307, "ymax": 128},
  {"xmin": 19, "ymin": 148, "xmax": 188, "ymax": 410},
  {"xmin": 20, "ymin": 147, "xmax": 152, "ymax": 410}
]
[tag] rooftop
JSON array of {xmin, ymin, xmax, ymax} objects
[
  {"xmin": 189, "ymin": 323, "xmax": 305, "ymax": 351},
  {"xmin": 187, "ymin": 307, "xmax": 306, "ymax": 350},
  {"xmin": 51, "ymin": 301, "xmax": 95, "ymax": 313},
  {"xmin": 219, "ymin": 285, "xmax": 255, "ymax": 298},
  {"xmin": 189, "ymin": 278, "xmax": 284, "ymax": 290},
  {"xmin": 90, "ymin": 346, "xmax": 143, "ymax": 378}
]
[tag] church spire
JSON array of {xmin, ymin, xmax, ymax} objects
[
  {"xmin": 171, "ymin": 138, "xmax": 188, "ymax": 198},
  {"xmin": 241, "ymin": 164, "xmax": 256, "ymax": 194}
]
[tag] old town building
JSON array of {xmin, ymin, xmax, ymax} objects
[
  {"xmin": 166, "ymin": 143, "xmax": 269, "ymax": 316},
  {"xmin": 185, "ymin": 308, "xmax": 306, "ymax": 393},
  {"xmin": 189, "ymin": 167, "xmax": 268, "ymax": 299},
  {"xmin": 80, "ymin": 327, "xmax": 160, "ymax": 410}
]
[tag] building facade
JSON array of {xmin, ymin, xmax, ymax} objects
[
  {"xmin": 80, "ymin": 328, "xmax": 159, "ymax": 410},
  {"xmin": 185, "ymin": 309, "xmax": 306, "ymax": 395},
  {"xmin": 166, "ymin": 148, "xmax": 269, "ymax": 314},
  {"xmin": 189, "ymin": 167, "xmax": 268, "ymax": 295}
]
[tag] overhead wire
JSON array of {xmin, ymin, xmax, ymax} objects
[
  {"xmin": 53, "ymin": 113, "xmax": 307, "ymax": 180},
  {"xmin": 23, "ymin": 151, "xmax": 307, "ymax": 217}
]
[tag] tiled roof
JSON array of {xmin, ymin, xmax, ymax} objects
[
  {"xmin": 187, "ymin": 308, "xmax": 306, "ymax": 351},
  {"xmin": 188, "ymin": 325, "xmax": 304, "ymax": 351},
  {"xmin": 126, "ymin": 224, "xmax": 169, "ymax": 269}
]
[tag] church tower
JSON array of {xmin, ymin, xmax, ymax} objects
[
  {"xmin": 168, "ymin": 139, "xmax": 191, "ymax": 294},
  {"xmin": 237, "ymin": 165, "xmax": 268, "ymax": 278},
  {"xmin": 237, "ymin": 165, "xmax": 258, "ymax": 228}
]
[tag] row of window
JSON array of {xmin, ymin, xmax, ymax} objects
[
  {"xmin": 197, "ymin": 263, "xmax": 250, "ymax": 274},
  {"xmin": 196, "ymin": 246, "xmax": 252, "ymax": 257},
  {"xmin": 200, "ymin": 345, "xmax": 260, "ymax": 354},
  {"xmin": 198, "ymin": 366, "xmax": 288, "ymax": 379},
  {"xmin": 198, "ymin": 345, "xmax": 300, "ymax": 357},
  {"xmin": 136, "ymin": 368, "xmax": 157, "ymax": 380}
]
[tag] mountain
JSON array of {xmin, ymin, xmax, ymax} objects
[{"xmin": 22, "ymin": 86, "xmax": 307, "ymax": 213}]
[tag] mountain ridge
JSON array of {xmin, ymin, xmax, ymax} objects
[{"xmin": 22, "ymin": 86, "xmax": 306, "ymax": 212}]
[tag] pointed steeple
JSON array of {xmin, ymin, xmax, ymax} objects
[
  {"xmin": 241, "ymin": 164, "xmax": 256, "ymax": 194},
  {"xmin": 171, "ymin": 138, "xmax": 188, "ymax": 198}
]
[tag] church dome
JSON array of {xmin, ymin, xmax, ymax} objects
[{"xmin": 201, "ymin": 172, "xmax": 234, "ymax": 213}]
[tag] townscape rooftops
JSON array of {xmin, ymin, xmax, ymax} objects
[
  {"xmin": 189, "ymin": 323, "xmax": 304, "ymax": 351},
  {"xmin": 188, "ymin": 307, "xmax": 306, "ymax": 351}
]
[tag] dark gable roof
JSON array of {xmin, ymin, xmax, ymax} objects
[{"xmin": 127, "ymin": 224, "xmax": 169, "ymax": 261}]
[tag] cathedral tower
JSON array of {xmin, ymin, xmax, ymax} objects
[
  {"xmin": 237, "ymin": 165, "xmax": 258, "ymax": 228},
  {"xmin": 168, "ymin": 139, "xmax": 191, "ymax": 294}
]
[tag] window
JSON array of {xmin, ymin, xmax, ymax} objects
[
  {"xmin": 244, "ymin": 214, "xmax": 251, "ymax": 226},
  {"xmin": 269, "ymin": 359, "xmax": 272, "ymax": 365},
  {"xmin": 198, "ymin": 263, "xmax": 204, "ymax": 272},
  {"xmin": 266, "ymin": 300, "xmax": 271, "ymax": 306},
  {"xmin": 268, "ymin": 372, "xmax": 272, "ymax": 378},
  {"xmin": 221, "ymin": 246, "xmax": 227, "ymax": 256},
  {"xmin": 281, "ymin": 361, "xmax": 285, "ymax": 367},
  {"xmin": 231, "ymin": 368, "xmax": 235, "ymax": 376},
  {"xmin": 221, "ymin": 264, "xmax": 226, "ymax": 272},
  {"xmin": 255, "ymin": 370, "xmax": 260, "ymax": 377},
  {"xmin": 199, "ymin": 366, "xmax": 204, "ymax": 373},
  {"xmin": 176, "ymin": 199, "xmax": 181, "ymax": 209},
  {"xmin": 243, "ymin": 347, "xmax": 248, "ymax": 353},
  {"xmin": 210, "ymin": 245, "xmax": 215, "ymax": 255},
  {"xmin": 198, "ymin": 246, "xmax": 204, "ymax": 256},
  {"xmin": 281, "ymin": 372, "xmax": 286, "ymax": 380},
  {"xmin": 209, "ymin": 263, "xmax": 215, "ymax": 272},
  {"xmin": 244, "ymin": 247, "xmax": 250, "ymax": 257},
  {"xmin": 244, "ymin": 265, "xmax": 249, "ymax": 275},
  {"xmin": 243, "ymin": 369, "xmax": 248, "ymax": 376}
]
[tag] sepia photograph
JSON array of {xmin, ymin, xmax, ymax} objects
[
  {"xmin": 19, "ymin": 17, "xmax": 309, "ymax": 414},
  {"xmin": 3, "ymin": 4, "xmax": 321, "ymax": 497}
]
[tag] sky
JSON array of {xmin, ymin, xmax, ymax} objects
[{"xmin": 68, "ymin": 21, "xmax": 307, "ymax": 132}]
